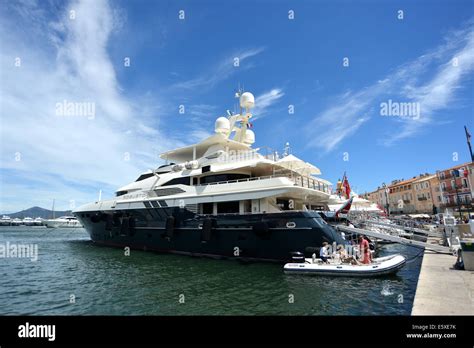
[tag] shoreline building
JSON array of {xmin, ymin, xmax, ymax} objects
[
  {"xmin": 365, "ymin": 186, "xmax": 389, "ymax": 213},
  {"xmin": 412, "ymin": 174, "xmax": 440, "ymax": 214},
  {"xmin": 437, "ymin": 162, "xmax": 474, "ymax": 215},
  {"xmin": 365, "ymin": 162, "xmax": 473, "ymax": 216},
  {"xmin": 388, "ymin": 178, "xmax": 417, "ymax": 214}
]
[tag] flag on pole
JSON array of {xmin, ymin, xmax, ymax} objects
[
  {"xmin": 336, "ymin": 179, "xmax": 343, "ymax": 196},
  {"xmin": 342, "ymin": 172, "xmax": 351, "ymax": 199},
  {"xmin": 465, "ymin": 125, "xmax": 474, "ymax": 162},
  {"xmin": 335, "ymin": 196, "xmax": 353, "ymax": 217}
]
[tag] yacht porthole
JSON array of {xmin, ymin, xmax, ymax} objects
[{"xmin": 286, "ymin": 222, "xmax": 296, "ymax": 229}]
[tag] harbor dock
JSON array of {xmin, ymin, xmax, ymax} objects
[{"xmin": 412, "ymin": 246, "xmax": 474, "ymax": 315}]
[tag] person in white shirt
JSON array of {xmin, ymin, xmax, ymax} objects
[{"xmin": 319, "ymin": 242, "xmax": 330, "ymax": 263}]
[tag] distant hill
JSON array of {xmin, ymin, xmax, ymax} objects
[{"xmin": 5, "ymin": 206, "xmax": 73, "ymax": 219}]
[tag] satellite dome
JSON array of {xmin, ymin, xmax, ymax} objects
[
  {"xmin": 239, "ymin": 92, "xmax": 255, "ymax": 109},
  {"xmin": 243, "ymin": 129, "xmax": 255, "ymax": 145},
  {"xmin": 215, "ymin": 117, "xmax": 230, "ymax": 134}
]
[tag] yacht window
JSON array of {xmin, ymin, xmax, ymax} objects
[
  {"xmin": 243, "ymin": 200, "xmax": 252, "ymax": 213},
  {"xmin": 202, "ymin": 165, "xmax": 211, "ymax": 173},
  {"xmin": 135, "ymin": 173, "xmax": 154, "ymax": 182},
  {"xmin": 217, "ymin": 201, "xmax": 240, "ymax": 214},
  {"xmin": 116, "ymin": 190, "xmax": 128, "ymax": 196},
  {"xmin": 162, "ymin": 177, "xmax": 190, "ymax": 186},
  {"xmin": 154, "ymin": 163, "xmax": 175, "ymax": 174},
  {"xmin": 200, "ymin": 174, "xmax": 250, "ymax": 184},
  {"xmin": 202, "ymin": 203, "xmax": 213, "ymax": 215},
  {"xmin": 192, "ymin": 177, "xmax": 199, "ymax": 186},
  {"xmin": 159, "ymin": 163, "xmax": 174, "ymax": 168},
  {"xmin": 276, "ymin": 198, "xmax": 291, "ymax": 210}
]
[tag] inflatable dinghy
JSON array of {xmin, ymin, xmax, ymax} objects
[{"xmin": 283, "ymin": 254, "xmax": 406, "ymax": 277}]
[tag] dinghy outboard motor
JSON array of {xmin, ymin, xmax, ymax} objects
[{"xmin": 289, "ymin": 251, "xmax": 305, "ymax": 263}]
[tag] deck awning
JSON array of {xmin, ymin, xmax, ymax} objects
[
  {"xmin": 408, "ymin": 214, "xmax": 431, "ymax": 219},
  {"xmin": 274, "ymin": 154, "xmax": 322, "ymax": 176},
  {"xmin": 159, "ymin": 133, "xmax": 250, "ymax": 163}
]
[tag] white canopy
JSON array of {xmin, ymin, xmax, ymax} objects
[
  {"xmin": 408, "ymin": 214, "xmax": 431, "ymax": 219},
  {"xmin": 160, "ymin": 133, "xmax": 250, "ymax": 163},
  {"xmin": 275, "ymin": 154, "xmax": 322, "ymax": 176}
]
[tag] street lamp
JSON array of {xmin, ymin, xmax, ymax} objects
[
  {"xmin": 453, "ymin": 170, "xmax": 463, "ymax": 220},
  {"xmin": 382, "ymin": 182, "xmax": 390, "ymax": 216}
]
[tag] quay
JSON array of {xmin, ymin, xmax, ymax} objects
[
  {"xmin": 338, "ymin": 224, "xmax": 473, "ymax": 315},
  {"xmin": 412, "ymin": 241, "xmax": 474, "ymax": 315}
]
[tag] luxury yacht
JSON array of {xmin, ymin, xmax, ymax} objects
[
  {"xmin": 74, "ymin": 91, "xmax": 345, "ymax": 262},
  {"xmin": 33, "ymin": 217, "xmax": 44, "ymax": 226},
  {"xmin": 11, "ymin": 218, "xmax": 23, "ymax": 226},
  {"xmin": 22, "ymin": 217, "xmax": 35, "ymax": 226},
  {"xmin": 44, "ymin": 216, "xmax": 82, "ymax": 228},
  {"xmin": 0, "ymin": 215, "xmax": 12, "ymax": 226}
]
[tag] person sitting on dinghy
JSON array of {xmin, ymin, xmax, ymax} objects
[
  {"xmin": 337, "ymin": 245, "xmax": 359, "ymax": 265},
  {"xmin": 319, "ymin": 242, "xmax": 330, "ymax": 263},
  {"xmin": 358, "ymin": 235, "xmax": 372, "ymax": 264}
]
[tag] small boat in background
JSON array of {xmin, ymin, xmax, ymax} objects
[
  {"xmin": 22, "ymin": 217, "xmax": 35, "ymax": 226},
  {"xmin": 11, "ymin": 218, "xmax": 23, "ymax": 226},
  {"xmin": 44, "ymin": 216, "xmax": 82, "ymax": 228},
  {"xmin": 33, "ymin": 217, "xmax": 44, "ymax": 226},
  {"xmin": 284, "ymin": 254, "xmax": 406, "ymax": 277},
  {"xmin": 0, "ymin": 215, "xmax": 12, "ymax": 226}
]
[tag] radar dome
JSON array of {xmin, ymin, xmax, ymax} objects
[
  {"xmin": 243, "ymin": 129, "xmax": 255, "ymax": 145},
  {"xmin": 215, "ymin": 117, "xmax": 230, "ymax": 134},
  {"xmin": 239, "ymin": 92, "xmax": 255, "ymax": 109}
]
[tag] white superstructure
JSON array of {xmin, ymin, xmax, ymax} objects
[
  {"xmin": 0, "ymin": 215, "xmax": 12, "ymax": 226},
  {"xmin": 76, "ymin": 91, "xmax": 333, "ymax": 215},
  {"xmin": 44, "ymin": 216, "xmax": 82, "ymax": 228},
  {"xmin": 11, "ymin": 218, "xmax": 23, "ymax": 226},
  {"xmin": 33, "ymin": 217, "xmax": 44, "ymax": 226},
  {"xmin": 22, "ymin": 217, "xmax": 35, "ymax": 226}
]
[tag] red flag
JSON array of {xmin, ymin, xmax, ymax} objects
[
  {"xmin": 335, "ymin": 197, "xmax": 353, "ymax": 217},
  {"xmin": 343, "ymin": 174, "xmax": 351, "ymax": 199}
]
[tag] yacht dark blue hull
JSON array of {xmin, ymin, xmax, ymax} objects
[{"xmin": 75, "ymin": 209, "xmax": 345, "ymax": 262}]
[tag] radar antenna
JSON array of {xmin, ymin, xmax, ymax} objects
[{"xmin": 283, "ymin": 142, "xmax": 291, "ymax": 157}]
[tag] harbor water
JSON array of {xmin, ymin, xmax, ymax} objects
[{"xmin": 0, "ymin": 227, "xmax": 423, "ymax": 315}]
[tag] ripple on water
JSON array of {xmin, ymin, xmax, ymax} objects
[{"xmin": 0, "ymin": 228, "xmax": 423, "ymax": 315}]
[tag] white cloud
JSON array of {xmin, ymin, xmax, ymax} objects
[
  {"xmin": 306, "ymin": 21, "xmax": 474, "ymax": 152},
  {"xmin": 171, "ymin": 47, "xmax": 265, "ymax": 90},
  {"xmin": 0, "ymin": 0, "xmax": 176, "ymax": 211},
  {"xmin": 252, "ymin": 88, "xmax": 285, "ymax": 120},
  {"xmin": 187, "ymin": 129, "xmax": 213, "ymax": 143},
  {"xmin": 384, "ymin": 26, "xmax": 474, "ymax": 145},
  {"xmin": 306, "ymin": 85, "xmax": 382, "ymax": 151},
  {"xmin": 188, "ymin": 104, "xmax": 218, "ymax": 118}
]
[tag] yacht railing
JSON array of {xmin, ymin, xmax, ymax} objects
[{"xmin": 199, "ymin": 174, "xmax": 330, "ymax": 193}]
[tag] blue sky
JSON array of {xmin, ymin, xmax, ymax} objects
[{"xmin": 1, "ymin": 0, "xmax": 473, "ymax": 212}]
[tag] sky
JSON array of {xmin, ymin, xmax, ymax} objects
[{"xmin": 0, "ymin": 0, "xmax": 473, "ymax": 212}]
